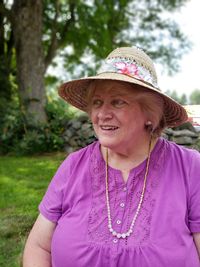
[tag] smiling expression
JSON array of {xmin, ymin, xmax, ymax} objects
[{"xmin": 89, "ymin": 80, "xmax": 149, "ymax": 153}]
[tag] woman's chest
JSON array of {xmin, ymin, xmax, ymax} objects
[
  {"xmin": 51, "ymin": 166, "xmax": 199, "ymax": 267},
  {"xmin": 57, "ymin": 166, "xmax": 189, "ymax": 248}
]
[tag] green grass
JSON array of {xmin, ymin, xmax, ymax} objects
[{"xmin": 0, "ymin": 153, "xmax": 66, "ymax": 267}]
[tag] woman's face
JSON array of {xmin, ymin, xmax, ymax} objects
[{"xmin": 89, "ymin": 80, "xmax": 148, "ymax": 152}]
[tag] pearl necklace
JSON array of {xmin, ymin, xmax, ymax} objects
[{"xmin": 105, "ymin": 139, "xmax": 152, "ymax": 239}]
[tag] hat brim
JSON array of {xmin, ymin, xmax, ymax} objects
[{"xmin": 58, "ymin": 72, "xmax": 188, "ymax": 127}]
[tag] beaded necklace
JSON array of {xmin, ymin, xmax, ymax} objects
[{"xmin": 105, "ymin": 138, "xmax": 152, "ymax": 239}]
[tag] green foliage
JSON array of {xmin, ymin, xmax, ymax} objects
[
  {"xmin": 0, "ymin": 153, "xmax": 65, "ymax": 267},
  {"xmin": 0, "ymin": 0, "xmax": 192, "ymax": 155},
  {"xmin": 0, "ymin": 1, "xmax": 16, "ymax": 112},
  {"xmin": 42, "ymin": 0, "xmax": 190, "ymax": 78},
  {"xmin": 0, "ymin": 99, "xmax": 73, "ymax": 155},
  {"xmin": 189, "ymin": 89, "xmax": 200, "ymax": 104},
  {"xmin": 192, "ymin": 138, "xmax": 200, "ymax": 151},
  {"xmin": 122, "ymin": 0, "xmax": 191, "ymax": 74},
  {"xmin": 165, "ymin": 89, "xmax": 188, "ymax": 105},
  {"xmin": 165, "ymin": 88, "xmax": 200, "ymax": 105},
  {"xmin": 179, "ymin": 94, "xmax": 187, "ymax": 105}
]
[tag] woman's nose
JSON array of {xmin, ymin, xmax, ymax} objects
[{"xmin": 97, "ymin": 104, "xmax": 113, "ymax": 120}]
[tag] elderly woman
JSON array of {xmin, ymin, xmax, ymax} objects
[{"xmin": 23, "ymin": 47, "xmax": 200, "ymax": 267}]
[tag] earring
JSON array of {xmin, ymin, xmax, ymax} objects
[
  {"xmin": 145, "ymin": 121, "xmax": 152, "ymax": 126},
  {"xmin": 145, "ymin": 121, "xmax": 154, "ymax": 134}
]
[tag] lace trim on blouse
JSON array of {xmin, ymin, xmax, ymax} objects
[{"xmin": 88, "ymin": 139, "xmax": 166, "ymax": 246}]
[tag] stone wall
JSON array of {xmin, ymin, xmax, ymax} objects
[
  {"xmin": 63, "ymin": 114, "xmax": 200, "ymax": 153},
  {"xmin": 63, "ymin": 114, "xmax": 96, "ymax": 153}
]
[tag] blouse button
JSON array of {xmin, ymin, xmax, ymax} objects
[
  {"xmin": 113, "ymin": 238, "xmax": 118, "ymax": 243},
  {"xmin": 117, "ymin": 220, "xmax": 121, "ymax": 225},
  {"xmin": 120, "ymin": 202, "xmax": 125, "ymax": 208},
  {"xmin": 123, "ymin": 187, "xmax": 127, "ymax": 192}
]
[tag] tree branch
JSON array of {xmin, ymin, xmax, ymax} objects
[
  {"xmin": 6, "ymin": 29, "xmax": 14, "ymax": 69},
  {"xmin": 44, "ymin": 1, "xmax": 59, "ymax": 70},
  {"xmin": 44, "ymin": 2, "xmax": 76, "ymax": 70},
  {"xmin": 60, "ymin": 2, "xmax": 75, "ymax": 41}
]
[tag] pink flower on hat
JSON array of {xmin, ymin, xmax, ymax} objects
[{"xmin": 114, "ymin": 62, "xmax": 141, "ymax": 79}]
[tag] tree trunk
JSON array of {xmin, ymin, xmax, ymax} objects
[{"xmin": 12, "ymin": 0, "xmax": 47, "ymax": 123}]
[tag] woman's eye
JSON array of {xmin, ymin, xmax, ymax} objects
[
  {"xmin": 92, "ymin": 99, "xmax": 102, "ymax": 107},
  {"xmin": 112, "ymin": 99, "xmax": 126, "ymax": 107}
]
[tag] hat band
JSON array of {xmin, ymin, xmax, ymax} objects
[{"xmin": 97, "ymin": 57, "xmax": 158, "ymax": 88}]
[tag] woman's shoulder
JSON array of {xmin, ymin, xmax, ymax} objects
[
  {"xmin": 47, "ymin": 141, "xmax": 100, "ymax": 187},
  {"xmin": 60, "ymin": 141, "xmax": 100, "ymax": 171},
  {"xmin": 162, "ymin": 137, "xmax": 200, "ymax": 162},
  {"xmin": 68, "ymin": 141, "xmax": 99, "ymax": 160}
]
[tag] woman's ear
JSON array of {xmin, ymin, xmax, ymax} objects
[{"xmin": 145, "ymin": 120, "xmax": 154, "ymax": 132}]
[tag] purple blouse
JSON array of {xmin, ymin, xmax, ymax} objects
[{"xmin": 39, "ymin": 138, "xmax": 200, "ymax": 267}]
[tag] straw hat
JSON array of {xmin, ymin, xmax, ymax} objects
[{"xmin": 58, "ymin": 46, "xmax": 188, "ymax": 127}]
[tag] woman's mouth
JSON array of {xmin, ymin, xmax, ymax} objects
[{"xmin": 100, "ymin": 125, "xmax": 119, "ymax": 131}]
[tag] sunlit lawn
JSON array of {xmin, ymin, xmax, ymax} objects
[{"xmin": 0, "ymin": 153, "xmax": 66, "ymax": 267}]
